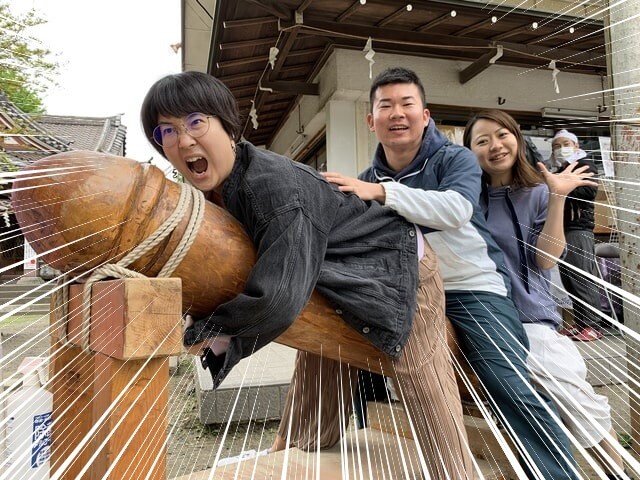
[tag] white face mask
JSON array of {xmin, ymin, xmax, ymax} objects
[{"xmin": 554, "ymin": 146, "xmax": 575, "ymax": 162}]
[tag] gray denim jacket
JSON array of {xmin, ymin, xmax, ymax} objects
[{"xmin": 184, "ymin": 142, "xmax": 418, "ymax": 388}]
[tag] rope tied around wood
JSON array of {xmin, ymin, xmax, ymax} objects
[{"xmin": 53, "ymin": 182, "xmax": 205, "ymax": 352}]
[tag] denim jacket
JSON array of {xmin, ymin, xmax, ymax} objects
[{"xmin": 184, "ymin": 141, "xmax": 418, "ymax": 388}]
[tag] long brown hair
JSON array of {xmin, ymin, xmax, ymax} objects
[{"xmin": 463, "ymin": 109, "xmax": 543, "ymax": 189}]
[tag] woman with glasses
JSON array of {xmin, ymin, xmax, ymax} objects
[
  {"xmin": 140, "ymin": 71, "xmax": 473, "ymax": 479},
  {"xmin": 464, "ymin": 109, "xmax": 627, "ymax": 480}
]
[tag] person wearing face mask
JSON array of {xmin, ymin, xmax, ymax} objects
[{"xmin": 549, "ymin": 129, "xmax": 604, "ymax": 342}]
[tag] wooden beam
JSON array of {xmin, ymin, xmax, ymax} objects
[
  {"xmin": 219, "ymin": 36, "xmax": 278, "ymax": 51},
  {"xmin": 454, "ymin": 18, "xmax": 489, "ymax": 36},
  {"xmin": 282, "ymin": 17, "xmax": 606, "ymax": 68},
  {"xmin": 296, "ymin": 0, "xmax": 315, "ymax": 12},
  {"xmin": 245, "ymin": 0, "xmax": 291, "ymax": 20},
  {"xmin": 335, "ymin": 0, "xmax": 362, "ymax": 22},
  {"xmin": 216, "ymin": 47, "xmax": 323, "ymax": 69},
  {"xmin": 271, "ymin": 31, "xmax": 299, "ymax": 77},
  {"xmin": 377, "ymin": 6, "xmax": 410, "ymax": 27},
  {"xmin": 459, "ymin": 47, "xmax": 500, "ymax": 84},
  {"xmin": 49, "ymin": 277, "xmax": 181, "ymax": 479},
  {"xmin": 51, "ymin": 278, "xmax": 182, "ymax": 360},
  {"xmin": 219, "ymin": 65, "xmax": 310, "ymax": 84},
  {"xmin": 260, "ymin": 80, "xmax": 319, "ymax": 95},
  {"xmin": 223, "ymin": 16, "xmax": 277, "ymax": 29},
  {"xmin": 415, "ymin": 12, "xmax": 454, "ymax": 32},
  {"xmin": 490, "ymin": 23, "xmax": 533, "ymax": 41}
]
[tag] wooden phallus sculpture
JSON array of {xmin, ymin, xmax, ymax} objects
[{"xmin": 12, "ymin": 151, "xmax": 477, "ymax": 395}]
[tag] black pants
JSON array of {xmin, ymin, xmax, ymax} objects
[
  {"xmin": 559, "ymin": 230, "xmax": 603, "ymax": 329},
  {"xmin": 353, "ymin": 370, "xmax": 390, "ymax": 428}
]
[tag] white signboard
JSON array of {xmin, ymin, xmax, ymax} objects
[
  {"xmin": 23, "ymin": 240, "xmax": 37, "ymax": 270},
  {"xmin": 598, "ymin": 136, "xmax": 614, "ymax": 177}
]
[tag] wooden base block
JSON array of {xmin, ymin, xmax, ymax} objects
[
  {"xmin": 50, "ymin": 278, "xmax": 182, "ymax": 360},
  {"xmin": 366, "ymin": 401, "xmax": 518, "ymax": 479},
  {"xmin": 50, "ymin": 343, "xmax": 169, "ymax": 480},
  {"xmin": 170, "ymin": 428, "xmax": 510, "ymax": 480}
]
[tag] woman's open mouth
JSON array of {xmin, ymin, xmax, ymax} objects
[{"xmin": 187, "ymin": 157, "xmax": 208, "ymax": 174}]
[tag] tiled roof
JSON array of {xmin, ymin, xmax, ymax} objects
[
  {"xmin": 1, "ymin": 91, "xmax": 127, "ymax": 169},
  {"xmin": 35, "ymin": 114, "xmax": 127, "ymax": 155},
  {"xmin": 1, "ymin": 91, "xmax": 128, "ymax": 219}
]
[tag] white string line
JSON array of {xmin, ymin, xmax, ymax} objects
[
  {"xmin": 201, "ymin": 340, "xmax": 265, "ymax": 479},
  {"xmin": 362, "ymin": 362, "xmax": 395, "ymax": 480},
  {"xmin": 0, "ymin": 289, "xmax": 139, "ymax": 477},
  {"xmin": 2, "ymin": 188, "xmax": 211, "ymax": 476},
  {"xmin": 347, "ymin": 367, "xmax": 372, "ymax": 480},
  {"xmin": 389, "ymin": 354, "xmax": 479, "ymax": 479},
  {"xmin": 518, "ymin": 1, "xmax": 640, "ymax": 74},
  {"xmin": 524, "ymin": 342, "xmax": 633, "ymax": 477},
  {"xmin": 316, "ymin": 354, "xmax": 323, "ymax": 480},
  {"xmin": 52, "ymin": 328, "xmax": 177, "ymax": 480},
  {"xmin": 162, "ymin": 359, "xmax": 204, "ymax": 478},
  {"xmin": 212, "ymin": 346, "xmax": 277, "ymax": 479},
  {"xmin": 504, "ymin": 225, "xmax": 637, "ymax": 476},
  {"xmin": 450, "ymin": 352, "xmax": 531, "ymax": 480},
  {"xmin": 0, "ymin": 228, "xmax": 189, "ymax": 472},
  {"xmin": 356, "ymin": 360, "xmax": 380, "ymax": 480},
  {"xmin": 0, "ymin": 162, "xmax": 107, "ymax": 179},
  {"xmin": 450, "ymin": 319, "xmax": 553, "ymax": 480},
  {"xmin": 43, "ymin": 292, "xmax": 182, "ymax": 479}
]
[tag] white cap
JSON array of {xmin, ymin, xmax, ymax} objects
[{"xmin": 552, "ymin": 129, "xmax": 579, "ymax": 146}]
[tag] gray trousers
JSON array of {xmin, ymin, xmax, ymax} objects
[{"xmin": 559, "ymin": 230, "xmax": 602, "ymax": 329}]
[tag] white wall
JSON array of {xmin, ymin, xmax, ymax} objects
[{"xmin": 333, "ymin": 49, "xmax": 601, "ymax": 112}]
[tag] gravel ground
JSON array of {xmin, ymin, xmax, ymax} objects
[{"xmin": 1, "ymin": 313, "xmax": 637, "ymax": 479}]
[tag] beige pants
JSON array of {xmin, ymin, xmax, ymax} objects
[{"xmin": 277, "ymin": 244, "xmax": 473, "ymax": 479}]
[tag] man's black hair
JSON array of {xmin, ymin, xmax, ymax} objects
[{"xmin": 368, "ymin": 67, "xmax": 427, "ymax": 110}]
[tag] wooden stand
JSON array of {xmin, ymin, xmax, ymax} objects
[{"xmin": 48, "ymin": 278, "xmax": 182, "ymax": 480}]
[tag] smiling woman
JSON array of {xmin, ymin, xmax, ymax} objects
[{"xmin": 464, "ymin": 109, "xmax": 626, "ymax": 477}]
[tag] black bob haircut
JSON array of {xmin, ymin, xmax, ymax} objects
[{"xmin": 140, "ymin": 71, "xmax": 242, "ymax": 156}]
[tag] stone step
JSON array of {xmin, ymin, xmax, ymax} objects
[
  {"xmin": 194, "ymin": 342, "xmax": 297, "ymax": 425},
  {"xmin": 0, "ymin": 283, "xmax": 55, "ymax": 314},
  {"xmin": 366, "ymin": 400, "xmax": 518, "ymax": 479},
  {"xmin": 192, "ymin": 336, "xmax": 626, "ymax": 427},
  {"xmin": 170, "ymin": 427, "xmax": 511, "ymax": 480},
  {"xmin": 0, "ymin": 291, "xmax": 53, "ymax": 302},
  {"xmin": 0, "ymin": 304, "xmax": 51, "ymax": 314},
  {"xmin": 576, "ymin": 335, "xmax": 627, "ymax": 386}
]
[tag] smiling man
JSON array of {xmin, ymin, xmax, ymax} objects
[{"xmin": 324, "ymin": 66, "xmax": 579, "ymax": 480}]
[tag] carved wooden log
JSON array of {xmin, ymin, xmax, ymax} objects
[{"xmin": 12, "ymin": 151, "xmax": 478, "ymax": 393}]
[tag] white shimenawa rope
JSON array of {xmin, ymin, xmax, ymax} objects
[{"xmin": 53, "ymin": 183, "xmax": 205, "ymax": 352}]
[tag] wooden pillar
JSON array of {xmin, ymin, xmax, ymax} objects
[
  {"xmin": 49, "ymin": 278, "xmax": 182, "ymax": 480},
  {"xmin": 606, "ymin": 0, "xmax": 640, "ymax": 452}
]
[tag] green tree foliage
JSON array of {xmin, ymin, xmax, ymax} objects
[{"xmin": 0, "ymin": 1, "xmax": 59, "ymax": 113}]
